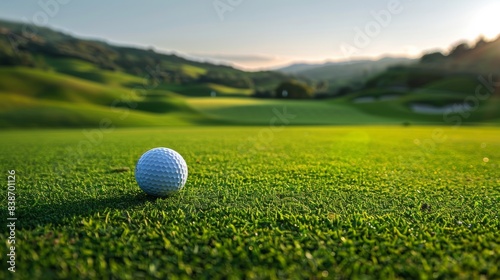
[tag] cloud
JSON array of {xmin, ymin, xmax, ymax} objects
[
  {"xmin": 179, "ymin": 52, "xmax": 289, "ymax": 71},
  {"xmin": 189, "ymin": 53, "xmax": 277, "ymax": 63},
  {"xmin": 205, "ymin": 54, "xmax": 277, "ymax": 62}
]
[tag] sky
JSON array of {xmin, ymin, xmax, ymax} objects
[{"xmin": 0, "ymin": 0, "xmax": 499, "ymax": 70}]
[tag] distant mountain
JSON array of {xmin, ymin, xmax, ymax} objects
[
  {"xmin": 277, "ymin": 62, "xmax": 338, "ymax": 74},
  {"xmin": 278, "ymin": 59, "xmax": 363, "ymax": 74},
  {"xmin": 277, "ymin": 57, "xmax": 415, "ymax": 81}
]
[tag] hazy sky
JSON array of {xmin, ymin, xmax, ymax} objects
[{"xmin": 1, "ymin": 0, "xmax": 499, "ymax": 70}]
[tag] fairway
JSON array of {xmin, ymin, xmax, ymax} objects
[
  {"xmin": 186, "ymin": 97, "xmax": 399, "ymax": 125},
  {"xmin": 1, "ymin": 126, "xmax": 499, "ymax": 279}
]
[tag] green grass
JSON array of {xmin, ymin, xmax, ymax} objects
[
  {"xmin": 44, "ymin": 57, "xmax": 145, "ymax": 87},
  {"xmin": 0, "ymin": 67, "xmax": 135, "ymax": 106},
  {"xmin": 0, "ymin": 67, "xmax": 215, "ymax": 127},
  {"xmin": 186, "ymin": 96, "xmax": 500, "ymax": 125},
  {"xmin": 341, "ymin": 85, "xmax": 500, "ymax": 124},
  {"xmin": 0, "ymin": 126, "xmax": 499, "ymax": 279},
  {"xmin": 351, "ymin": 92, "xmax": 500, "ymax": 124},
  {"xmin": 160, "ymin": 84, "xmax": 252, "ymax": 97},
  {"xmin": 186, "ymin": 97, "xmax": 398, "ymax": 125},
  {"xmin": 346, "ymin": 88, "xmax": 408, "ymax": 100},
  {"xmin": 0, "ymin": 98, "xmax": 204, "ymax": 127},
  {"xmin": 422, "ymin": 76, "xmax": 479, "ymax": 94},
  {"xmin": 180, "ymin": 64, "xmax": 207, "ymax": 78}
]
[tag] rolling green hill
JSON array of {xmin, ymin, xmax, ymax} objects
[
  {"xmin": 7, "ymin": 64, "xmax": 496, "ymax": 128},
  {"xmin": 0, "ymin": 19, "xmax": 499, "ymax": 128},
  {"xmin": 0, "ymin": 19, "xmax": 292, "ymax": 92},
  {"xmin": 0, "ymin": 67, "xmax": 133, "ymax": 105},
  {"xmin": 0, "ymin": 66, "xmax": 212, "ymax": 127},
  {"xmin": 420, "ymin": 36, "xmax": 500, "ymax": 75},
  {"xmin": 0, "ymin": 19, "xmax": 298, "ymax": 127},
  {"xmin": 364, "ymin": 37, "xmax": 500, "ymax": 91},
  {"xmin": 351, "ymin": 36, "xmax": 500, "ymax": 117}
]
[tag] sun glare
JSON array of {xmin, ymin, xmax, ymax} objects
[{"xmin": 467, "ymin": 3, "xmax": 500, "ymax": 40}]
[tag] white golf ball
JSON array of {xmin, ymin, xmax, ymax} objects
[{"xmin": 135, "ymin": 147, "xmax": 188, "ymax": 196}]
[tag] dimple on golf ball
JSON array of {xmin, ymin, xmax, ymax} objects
[{"xmin": 135, "ymin": 147, "xmax": 188, "ymax": 196}]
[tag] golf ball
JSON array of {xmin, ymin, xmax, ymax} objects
[{"xmin": 135, "ymin": 147, "xmax": 188, "ymax": 196}]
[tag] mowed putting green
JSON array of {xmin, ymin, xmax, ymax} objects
[{"xmin": 0, "ymin": 126, "xmax": 499, "ymax": 279}]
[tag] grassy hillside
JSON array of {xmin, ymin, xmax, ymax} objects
[
  {"xmin": 0, "ymin": 67, "xmax": 216, "ymax": 127},
  {"xmin": 44, "ymin": 57, "xmax": 145, "ymax": 87},
  {"xmin": 422, "ymin": 76, "xmax": 479, "ymax": 94},
  {"xmin": 0, "ymin": 96, "xmax": 205, "ymax": 127},
  {"xmin": 421, "ymin": 36, "xmax": 500, "ymax": 75},
  {"xmin": 0, "ymin": 19, "xmax": 293, "ymax": 92},
  {"xmin": 0, "ymin": 67, "xmax": 134, "ymax": 105},
  {"xmin": 341, "ymin": 76, "xmax": 500, "ymax": 125},
  {"xmin": 0, "ymin": 19, "xmax": 308, "ymax": 128},
  {"xmin": 362, "ymin": 37, "xmax": 500, "ymax": 94},
  {"xmin": 355, "ymin": 46, "xmax": 500, "ymax": 121},
  {"xmin": 1, "ymin": 65, "xmax": 498, "ymax": 128}
]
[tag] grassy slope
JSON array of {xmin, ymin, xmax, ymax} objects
[
  {"xmin": 44, "ymin": 57, "xmax": 145, "ymax": 87},
  {"xmin": 0, "ymin": 126, "xmax": 498, "ymax": 279},
  {"xmin": 0, "ymin": 67, "xmax": 213, "ymax": 127},
  {"xmin": 0, "ymin": 94, "xmax": 204, "ymax": 127},
  {"xmin": 180, "ymin": 64, "xmax": 207, "ymax": 78},
  {"xmin": 343, "ymin": 75, "xmax": 500, "ymax": 124},
  {"xmin": 0, "ymin": 67, "xmax": 134, "ymax": 105},
  {"xmin": 356, "ymin": 38, "xmax": 500, "ymax": 120},
  {"xmin": 422, "ymin": 76, "xmax": 479, "ymax": 94},
  {"xmin": 444, "ymin": 37, "xmax": 500, "ymax": 74},
  {"xmin": 1, "ymin": 18, "xmax": 282, "ymax": 91}
]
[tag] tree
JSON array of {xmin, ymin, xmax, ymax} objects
[
  {"xmin": 420, "ymin": 51, "xmax": 446, "ymax": 64},
  {"xmin": 253, "ymin": 88, "xmax": 273, "ymax": 98},
  {"xmin": 315, "ymin": 80, "xmax": 328, "ymax": 91},
  {"xmin": 336, "ymin": 86, "xmax": 353, "ymax": 97},
  {"xmin": 474, "ymin": 36, "xmax": 488, "ymax": 49},
  {"xmin": 275, "ymin": 80, "xmax": 313, "ymax": 99},
  {"xmin": 449, "ymin": 42, "xmax": 470, "ymax": 57}
]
